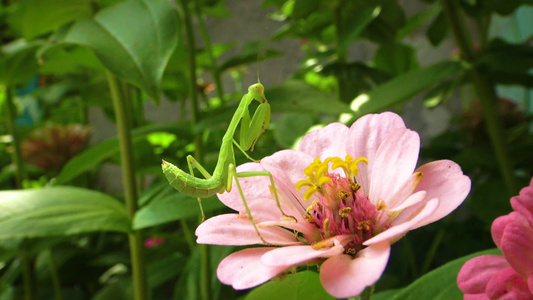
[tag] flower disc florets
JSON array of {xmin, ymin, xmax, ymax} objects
[{"xmin": 296, "ymin": 156, "xmax": 381, "ymax": 255}]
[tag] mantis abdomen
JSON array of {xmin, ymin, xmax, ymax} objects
[{"xmin": 162, "ymin": 160, "xmax": 223, "ymax": 198}]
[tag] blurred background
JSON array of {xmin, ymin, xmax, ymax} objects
[{"xmin": 1, "ymin": 0, "xmax": 532, "ymax": 299}]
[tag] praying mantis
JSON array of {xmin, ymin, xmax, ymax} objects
[{"xmin": 162, "ymin": 83, "xmax": 292, "ymax": 244}]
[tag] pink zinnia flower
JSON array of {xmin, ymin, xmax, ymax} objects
[
  {"xmin": 196, "ymin": 112, "xmax": 471, "ymax": 298},
  {"xmin": 458, "ymin": 177, "xmax": 533, "ymax": 300}
]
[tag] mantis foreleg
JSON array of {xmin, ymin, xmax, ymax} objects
[{"xmin": 239, "ymin": 101, "xmax": 270, "ymax": 152}]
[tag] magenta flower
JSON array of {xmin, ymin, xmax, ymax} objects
[
  {"xmin": 458, "ymin": 177, "xmax": 533, "ymax": 300},
  {"xmin": 196, "ymin": 112, "xmax": 471, "ymax": 298}
]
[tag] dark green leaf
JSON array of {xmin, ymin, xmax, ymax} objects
[
  {"xmin": 350, "ymin": 61, "xmax": 463, "ymax": 115},
  {"xmin": 390, "ymin": 248, "xmax": 501, "ymax": 299},
  {"xmin": 133, "ymin": 194, "xmax": 225, "ymax": 229},
  {"xmin": 0, "ymin": 40, "xmax": 41, "ymax": 87},
  {"xmin": 54, "ymin": 122, "xmax": 189, "ymax": 185},
  {"xmin": 426, "ymin": 11, "xmax": 449, "ymax": 46},
  {"xmin": 338, "ymin": 6, "xmax": 381, "ymax": 51},
  {"xmin": 64, "ymin": 0, "xmax": 179, "ymax": 104},
  {"xmin": 21, "ymin": 0, "xmax": 92, "ymax": 40},
  {"xmin": 0, "ymin": 187, "xmax": 130, "ymax": 239},
  {"xmin": 267, "ymin": 80, "xmax": 350, "ymax": 114},
  {"xmin": 245, "ymin": 271, "xmax": 335, "ymax": 300},
  {"xmin": 219, "ymin": 42, "xmax": 284, "ymax": 72},
  {"xmin": 373, "ymin": 42, "xmax": 418, "ymax": 76},
  {"xmin": 423, "ymin": 74, "xmax": 464, "ymax": 108},
  {"xmin": 397, "ymin": 5, "xmax": 440, "ymax": 40},
  {"xmin": 274, "ymin": 112, "xmax": 314, "ymax": 148}
]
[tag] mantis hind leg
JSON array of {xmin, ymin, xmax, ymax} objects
[
  {"xmin": 236, "ymin": 170, "xmax": 296, "ymax": 221},
  {"xmin": 186, "ymin": 155, "xmax": 212, "ymax": 221},
  {"xmin": 230, "ymin": 165, "xmax": 297, "ymax": 245}
]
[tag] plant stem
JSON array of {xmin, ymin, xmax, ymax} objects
[
  {"xmin": 421, "ymin": 229, "xmax": 445, "ymax": 275},
  {"xmin": 4, "ymin": 86, "xmax": 26, "ymax": 189},
  {"xmin": 106, "ymin": 71, "xmax": 148, "ymax": 300},
  {"xmin": 180, "ymin": 0, "xmax": 204, "ymax": 161},
  {"xmin": 179, "ymin": 1, "xmax": 210, "ymax": 299},
  {"xmin": 333, "ymin": 3, "xmax": 351, "ymax": 104},
  {"xmin": 358, "ymin": 285, "xmax": 374, "ymax": 300},
  {"xmin": 21, "ymin": 243, "xmax": 33, "ymax": 300},
  {"xmin": 193, "ymin": 1, "xmax": 225, "ymax": 102},
  {"xmin": 46, "ymin": 248, "xmax": 63, "ymax": 300},
  {"xmin": 442, "ymin": 0, "xmax": 518, "ymax": 196}
]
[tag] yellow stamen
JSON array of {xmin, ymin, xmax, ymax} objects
[
  {"xmin": 376, "ymin": 199, "xmax": 387, "ymax": 211},
  {"xmin": 303, "ymin": 186, "xmax": 318, "ymax": 200},
  {"xmin": 339, "ymin": 207, "xmax": 352, "ymax": 218},
  {"xmin": 357, "ymin": 220, "xmax": 371, "ymax": 231}
]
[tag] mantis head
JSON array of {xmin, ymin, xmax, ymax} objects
[{"xmin": 248, "ymin": 83, "xmax": 267, "ymax": 103}]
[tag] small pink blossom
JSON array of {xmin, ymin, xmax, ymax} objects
[
  {"xmin": 458, "ymin": 177, "xmax": 533, "ymax": 300},
  {"xmin": 145, "ymin": 236, "xmax": 166, "ymax": 248},
  {"xmin": 196, "ymin": 112, "xmax": 471, "ymax": 298}
]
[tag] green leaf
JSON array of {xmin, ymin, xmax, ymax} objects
[
  {"xmin": 426, "ymin": 10, "xmax": 449, "ymax": 46},
  {"xmin": 0, "ymin": 39, "xmax": 41, "ymax": 87},
  {"xmin": 245, "ymin": 271, "xmax": 335, "ymax": 300},
  {"xmin": 389, "ymin": 248, "xmax": 501, "ymax": 299},
  {"xmin": 0, "ymin": 187, "xmax": 130, "ymax": 239},
  {"xmin": 64, "ymin": 0, "xmax": 179, "ymax": 104},
  {"xmin": 338, "ymin": 5, "xmax": 381, "ymax": 51},
  {"xmin": 55, "ymin": 122, "xmax": 188, "ymax": 185},
  {"xmin": 218, "ymin": 42, "xmax": 284, "ymax": 72},
  {"xmin": 21, "ymin": 0, "xmax": 92, "ymax": 40},
  {"xmin": 397, "ymin": 4, "xmax": 440, "ymax": 40},
  {"xmin": 350, "ymin": 61, "xmax": 463, "ymax": 115},
  {"xmin": 373, "ymin": 42, "xmax": 418, "ymax": 76},
  {"xmin": 274, "ymin": 112, "xmax": 314, "ymax": 149},
  {"xmin": 133, "ymin": 194, "xmax": 225, "ymax": 229},
  {"xmin": 267, "ymin": 80, "xmax": 350, "ymax": 114}
]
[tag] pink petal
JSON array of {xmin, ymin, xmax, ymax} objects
[
  {"xmin": 501, "ymin": 220, "xmax": 533, "ymax": 279},
  {"xmin": 347, "ymin": 112, "xmax": 406, "ymax": 195},
  {"xmin": 486, "ymin": 267, "xmax": 532, "ymax": 300},
  {"xmin": 195, "ymin": 214, "xmax": 300, "ymax": 246},
  {"xmin": 217, "ymin": 248, "xmax": 289, "ymax": 290},
  {"xmin": 511, "ymin": 177, "xmax": 533, "ymax": 227},
  {"xmin": 298, "ymin": 122, "xmax": 349, "ymax": 160},
  {"xmin": 261, "ymin": 244, "xmax": 344, "ymax": 267},
  {"xmin": 529, "ymin": 275, "xmax": 533, "ymax": 295},
  {"xmin": 457, "ymin": 255, "xmax": 509, "ymax": 294},
  {"xmin": 368, "ymin": 129, "xmax": 420, "ymax": 205},
  {"xmin": 217, "ymin": 162, "xmax": 271, "ymax": 212},
  {"xmin": 364, "ymin": 198, "xmax": 439, "ymax": 246},
  {"xmin": 492, "ymin": 212, "xmax": 521, "ymax": 250},
  {"xmin": 319, "ymin": 241, "xmax": 390, "ymax": 298},
  {"xmin": 407, "ymin": 160, "xmax": 471, "ymax": 230},
  {"xmin": 387, "ymin": 172, "xmax": 425, "ymax": 211},
  {"xmin": 389, "ymin": 191, "xmax": 426, "ymax": 212},
  {"xmin": 464, "ymin": 295, "xmax": 490, "ymax": 300},
  {"xmin": 260, "ymin": 150, "xmax": 316, "ymax": 209}
]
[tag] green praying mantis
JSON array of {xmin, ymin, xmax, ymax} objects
[{"xmin": 162, "ymin": 83, "xmax": 293, "ymax": 244}]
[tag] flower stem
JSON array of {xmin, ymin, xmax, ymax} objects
[
  {"xmin": 442, "ymin": 0, "xmax": 518, "ymax": 196},
  {"xmin": 21, "ymin": 241, "xmax": 33, "ymax": 300},
  {"xmin": 193, "ymin": 0, "xmax": 225, "ymax": 102},
  {"xmin": 106, "ymin": 71, "xmax": 148, "ymax": 300},
  {"xmin": 46, "ymin": 248, "xmax": 63, "ymax": 300},
  {"xmin": 178, "ymin": 1, "xmax": 210, "ymax": 299},
  {"xmin": 358, "ymin": 285, "xmax": 374, "ymax": 300},
  {"xmin": 4, "ymin": 86, "xmax": 27, "ymax": 189}
]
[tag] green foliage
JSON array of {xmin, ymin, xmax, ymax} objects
[
  {"xmin": 0, "ymin": 187, "xmax": 130, "ymax": 238},
  {"xmin": 63, "ymin": 0, "xmax": 179, "ymax": 104},
  {"xmin": 245, "ymin": 271, "xmax": 335, "ymax": 300}
]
